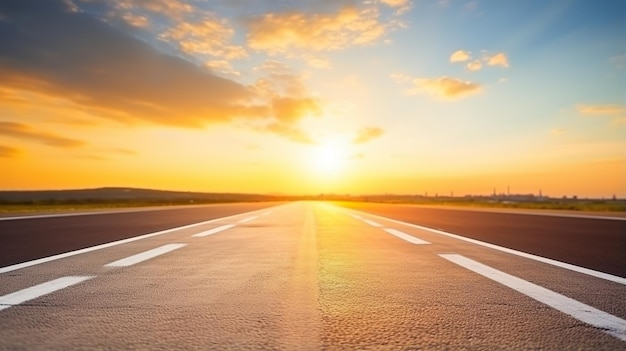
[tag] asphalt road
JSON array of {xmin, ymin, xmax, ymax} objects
[
  {"xmin": 0, "ymin": 202, "xmax": 624, "ymax": 350},
  {"xmin": 338, "ymin": 202, "xmax": 626, "ymax": 277},
  {"xmin": 0, "ymin": 202, "xmax": 278, "ymax": 268}
]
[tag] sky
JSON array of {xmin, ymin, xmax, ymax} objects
[{"xmin": 0, "ymin": 0, "xmax": 624, "ymax": 197}]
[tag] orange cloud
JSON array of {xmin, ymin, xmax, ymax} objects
[
  {"xmin": 114, "ymin": 0, "xmax": 193, "ymax": 21},
  {"xmin": 450, "ymin": 50, "xmax": 471, "ymax": 62},
  {"xmin": 160, "ymin": 18, "xmax": 247, "ymax": 59},
  {"xmin": 486, "ymin": 52, "xmax": 510, "ymax": 67},
  {"xmin": 0, "ymin": 1, "xmax": 321, "ymax": 143},
  {"xmin": 466, "ymin": 59, "xmax": 482, "ymax": 71},
  {"xmin": 576, "ymin": 104, "xmax": 626, "ymax": 126},
  {"xmin": 452, "ymin": 50, "xmax": 509, "ymax": 69},
  {"xmin": 0, "ymin": 145, "xmax": 20, "ymax": 158},
  {"xmin": 252, "ymin": 72, "xmax": 314, "ymax": 99},
  {"xmin": 381, "ymin": 0, "xmax": 410, "ymax": 7},
  {"xmin": 413, "ymin": 77, "xmax": 482, "ymax": 99},
  {"xmin": 0, "ymin": 3, "xmax": 253, "ymax": 128},
  {"xmin": 380, "ymin": 0, "xmax": 412, "ymax": 14},
  {"xmin": 353, "ymin": 127, "xmax": 384, "ymax": 144},
  {"xmin": 241, "ymin": 96, "xmax": 322, "ymax": 144},
  {"xmin": 576, "ymin": 104, "xmax": 626, "ymax": 116},
  {"xmin": 263, "ymin": 123, "xmax": 315, "ymax": 144},
  {"xmin": 109, "ymin": 1, "xmax": 246, "ymax": 60},
  {"xmin": 121, "ymin": 13, "xmax": 150, "ymax": 28},
  {"xmin": 0, "ymin": 122, "xmax": 86, "ymax": 148},
  {"xmin": 246, "ymin": 6, "xmax": 387, "ymax": 54},
  {"xmin": 205, "ymin": 60, "xmax": 240, "ymax": 77},
  {"xmin": 271, "ymin": 97, "xmax": 322, "ymax": 124},
  {"xmin": 253, "ymin": 60, "xmax": 293, "ymax": 74}
]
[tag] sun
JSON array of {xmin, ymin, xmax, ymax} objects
[
  {"xmin": 309, "ymin": 138, "xmax": 350, "ymax": 176},
  {"xmin": 314, "ymin": 144, "xmax": 343, "ymax": 174}
]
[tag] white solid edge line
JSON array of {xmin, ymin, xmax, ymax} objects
[
  {"xmin": 504, "ymin": 212, "xmax": 626, "ymax": 221},
  {"xmin": 363, "ymin": 219, "xmax": 382, "ymax": 227},
  {"xmin": 0, "ymin": 276, "xmax": 94, "ymax": 312},
  {"xmin": 0, "ymin": 208, "xmax": 270, "ymax": 274},
  {"xmin": 383, "ymin": 228, "xmax": 430, "ymax": 245},
  {"xmin": 0, "ymin": 203, "xmax": 290, "ymax": 222},
  {"xmin": 440, "ymin": 254, "xmax": 626, "ymax": 342},
  {"xmin": 0, "ymin": 205, "xmax": 215, "ymax": 222},
  {"xmin": 1, "ymin": 212, "xmax": 110, "ymax": 221},
  {"xmin": 105, "ymin": 243, "xmax": 186, "ymax": 267},
  {"xmin": 192, "ymin": 224, "xmax": 236, "ymax": 237},
  {"xmin": 0, "ymin": 210, "xmax": 151, "ymax": 221},
  {"xmin": 238, "ymin": 215, "xmax": 258, "ymax": 223},
  {"xmin": 350, "ymin": 214, "xmax": 363, "ymax": 220},
  {"xmin": 352, "ymin": 210, "xmax": 626, "ymax": 285}
]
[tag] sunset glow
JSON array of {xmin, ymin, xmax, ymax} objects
[
  {"xmin": 309, "ymin": 137, "xmax": 351, "ymax": 176},
  {"xmin": 0, "ymin": 0, "xmax": 624, "ymax": 197}
]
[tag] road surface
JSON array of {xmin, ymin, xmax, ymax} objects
[{"xmin": 0, "ymin": 202, "xmax": 624, "ymax": 350}]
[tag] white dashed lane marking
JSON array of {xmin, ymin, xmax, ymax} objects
[
  {"xmin": 0, "ymin": 210, "xmax": 263, "ymax": 312},
  {"xmin": 440, "ymin": 254, "xmax": 626, "ymax": 342},
  {"xmin": 348, "ymin": 211, "xmax": 429, "ymax": 245},
  {"xmin": 238, "ymin": 216, "xmax": 258, "ymax": 223},
  {"xmin": 346, "ymin": 207, "xmax": 626, "ymax": 342},
  {"xmin": 0, "ymin": 276, "xmax": 94, "ymax": 312},
  {"xmin": 0, "ymin": 210, "xmax": 262, "ymax": 274},
  {"xmin": 363, "ymin": 219, "xmax": 382, "ymax": 227},
  {"xmin": 192, "ymin": 224, "xmax": 236, "ymax": 237},
  {"xmin": 383, "ymin": 228, "xmax": 430, "ymax": 245},
  {"xmin": 105, "ymin": 244, "xmax": 186, "ymax": 268},
  {"xmin": 348, "ymin": 209, "xmax": 626, "ymax": 285}
]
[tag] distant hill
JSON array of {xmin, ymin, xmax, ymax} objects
[
  {"xmin": 1, "ymin": 188, "xmax": 623, "ymax": 212},
  {"xmin": 0, "ymin": 187, "xmax": 281, "ymax": 204}
]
